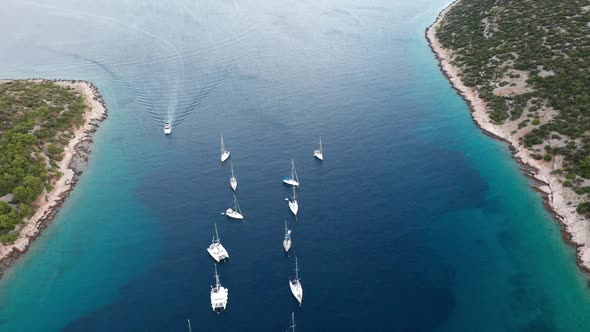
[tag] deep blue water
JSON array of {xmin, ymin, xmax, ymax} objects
[{"xmin": 1, "ymin": 0, "xmax": 590, "ymax": 331}]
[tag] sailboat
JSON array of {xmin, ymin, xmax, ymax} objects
[
  {"xmin": 210, "ymin": 264, "xmax": 229, "ymax": 313},
  {"xmin": 289, "ymin": 257, "xmax": 303, "ymax": 305},
  {"xmin": 229, "ymin": 161, "xmax": 238, "ymax": 192},
  {"xmin": 283, "ymin": 220, "xmax": 292, "ymax": 253},
  {"xmin": 288, "ymin": 185, "xmax": 299, "ymax": 217},
  {"xmin": 220, "ymin": 132, "xmax": 230, "ymax": 163},
  {"xmin": 207, "ymin": 223, "xmax": 229, "ymax": 262},
  {"xmin": 283, "ymin": 160, "xmax": 300, "ymax": 186},
  {"xmin": 313, "ymin": 136, "xmax": 323, "ymax": 160},
  {"xmin": 225, "ymin": 193, "xmax": 244, "ymax": 220}
]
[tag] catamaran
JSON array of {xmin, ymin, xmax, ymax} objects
[
  {"xmin": 313, "ymin": 136, "xmax": 323, "ymax": 160},
  {"xmin": 229, "ymin": 161, "xmax": 237, "ymax": 192},
  {"xmin": 283, "ymin": 220, "xmax": 292, "ymax": 253},
  {"xmin": 289, "ymin": 257, "xmax": 303, "ymax": 305},
  {"xmin": 225, "ymin": 193, "xmax": 244, "ymax": 220},
  {"xmin": 207, "ymin": 223, "xmax": 229, "ymax": 262},
  {"xmin": 210, "ymin": 264, "xmax": 229, "ymax": 313},
  {"xmin": 283, "ymin": 160, "xmax": 300, "ymax": 186},
  {"xmin": 288, "ymin": 185, "xmax": 299, "ymax": 217},
  {"xmin": 220, "ymin": 132, "xmax": 230, "ymax": 163},
  {"xmin": 164, "ymin": 122, "xmax": 172, "ymax": 135}
]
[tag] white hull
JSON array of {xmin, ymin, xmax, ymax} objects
[
  {"xmin": 210, "ymin": 286, "xmax": 229, "ymax": 312},
  {"xmin": 289, "ymin": 280, "xmax": 303, "ymax": 305},
  {"xmin": 313, "ymin": 150, "xmax": 323, "ymax": 160},
  {"xmin": 282, "ymin": 179, "xmax": 300, "ymax": 187},
  {"xmin": 207, "ymin": 242, "xmax": 229, "ymax": 262},
  {"xmin": 221, "ymin": 151, "xmax": 230, "ymax": 163},
  {"xmin": 230, "ymin": 177, "xmax": 237, "ymax": 192},
  {"xmin": 289, "ymin": 200, "xmax": 298, "ymax": 216},
  {"xmin": 225, "ymin": 208, "xmax": 244, "ymax": 220},
  {"xmin": 283, "ymin": 239, "xmax": 291, "ymax": 253},
  {"xmin": 164, "ymin": 123, "xmax": 172, "ymax": 135},
  {"xmin": 284, "ymin": 160, "xmax": 300, "ymax": 186}
]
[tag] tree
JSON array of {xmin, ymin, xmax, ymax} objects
[
  {"xmin": 13, "ymin": 186, "xmax": 32, "ymax": 204},
  {"xmin": 578, "ymin": 156, "xmax": 590, "ymax": 179},
  {"xmin": 0, "ymin": 201, "xmax": 11, "ymax": 215}
]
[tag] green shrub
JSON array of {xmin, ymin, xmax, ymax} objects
[
  {"xmin": 48, "ymin": 143, "xmax": 62, "ymax": 156},
  {"xmin": 577, "ymin": 202, "xmax": 590, "ymax": 215},
  {"xmin": 0, "ymin": 231, "xmax": 19, "ymax": 245}
]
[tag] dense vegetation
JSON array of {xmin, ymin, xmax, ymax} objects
[
  {"xmin": 436, "ymin": 0, "xmax": 590, "ymax": 213},
  {"xmin": 0, "ymin": 81, "xmax": 86, "ymax": 243}
]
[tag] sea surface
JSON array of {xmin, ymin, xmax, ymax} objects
[{"xmin": 1, "ymin": 0, "xmax": 590, "ymax": 331}]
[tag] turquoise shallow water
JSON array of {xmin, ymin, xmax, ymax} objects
[{"xmin": 0, "ymin": 0, "xmax": 590, "ymax": 331}]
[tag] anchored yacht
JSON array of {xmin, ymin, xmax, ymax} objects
[
  {"xmin": 210, "ymin": 264, "xmax": 229, "ymax": 313},
  {"xmin": 207, "ymin": 224, "xmax": 229, "ymax": 262},
  {"xmin": 225, "ymin": 193, "xmax": 244, "ymax": 220},
  {"xmin": 220, "ymin": 132, "xmax": 230, "ymax": 163},
  {"xmin": 283, "ymin": 220, "xmax": 292, "ymax": 253},
  {"xmin": 283, "ymin": 160, "xmax": 300, "ymax": 186},
  {"xmin": 289, "ymin": 257, "xmax": 303, "ymax": 305},
  {"xmin": 288, "ymin": 185, "xmax": 299, "ymax": 217},
  {"xmin": 229, "ymin": 161, "xmax": 237, "ymax": 192},
  {"xmin": 313, "ymin": 136, "xmax": 323, "ymax": 160}
]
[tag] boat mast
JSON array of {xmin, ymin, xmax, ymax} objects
[
  {"xmin": 319, "ymin": 136, "xmax": 322, "ymax": 154},
  {"xmin": 284, "ymin": 220, "xmax": 288, "ymax": 236},
  {"xmin": 187, "ymin": 319, "xmax": 193, "ymax": 332},
  {"xmin": 292, "ymin": 185, "xmax": 297, "ymax": 200},
  {"xmin": 220, "ymin": 132, "xmax": 224, "ymax": 155},
  {"xmin": 233, "ymin": 193, "xmax": 241, "ymax": 214},
  {"xmin": 230, "ymin": 161, "xmax": 234, "ymax": 177},
  {"xmin": 294, "ymin": 257, "xmax": 299, "ymax": 281},
  {"xmin": 214, "ymin": 264, "xmax": 220, "ymax": 288},
  {"xmin": 214, "ymin": 223, "xmax": 220, "ymax": 243},
  {"xmin": 292, "ymin": 160, "xmax": 299, "ymax": 183},
  {"xmin": 290, "ymin": 312, "xmax": 296, "ymax": 332}
]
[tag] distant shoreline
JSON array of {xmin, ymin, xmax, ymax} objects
[
  {"xmin": 426, "ymin": 2, "xmax": 590, "ymax": 272},
  {"xmin": 0, "ymin": 79, "xmax": 108, "ymax": 278}
]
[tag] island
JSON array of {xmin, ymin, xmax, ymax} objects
[
  {"xmin": 427, "ymin": 1, "xmax": 590, "ymax": 270},
  {"xmin": 0, "ymin": 79, "xmax": 107, "ymax": 277}
]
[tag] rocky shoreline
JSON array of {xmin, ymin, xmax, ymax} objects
[
  {"xmin": 426, "ymin": 1, "xmax": 590, "ymax": 273},
  {"xmin": 0, "ymin": 79, "xmax": 108, "ymax": 278}
]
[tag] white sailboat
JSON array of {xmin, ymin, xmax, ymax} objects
[
  {"xmin": 229, "ymin": 161, "xmax": 238, "ymax": 192},
  {"xmin": 225, "ymin": 193, "xmax": 244, "ymax": 220},
  {"xmin": 288, "ymin": 185, "xmax": 299, "ymax": 217},
  {"xmin": 283, "ymin": 160, "xmax": 300, "ymax": 186},
  {"xmin": 283, "ymin": 220, "xmax": 292, "ymax": 253},
  {"xmin": 164, "ymin": 122, "xmax": 172, "ymax": 135},
  {"xmin": 210, "ymin": 264, "xmax": 229, "ymax": 313},
  {"xmin": 313, "ymin": 136, "xmax": 323, "ymax": 161},
  {"xmin": 289, "ymin": 257, "xmax": 303, "ymax": 305},
  {"xmin": 207, "ymin": 223, "xmax": 229, "ymax": 262},
  {"xmin": 220, "ymin": 132, "xmax": 230, "ymax": 163}
]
